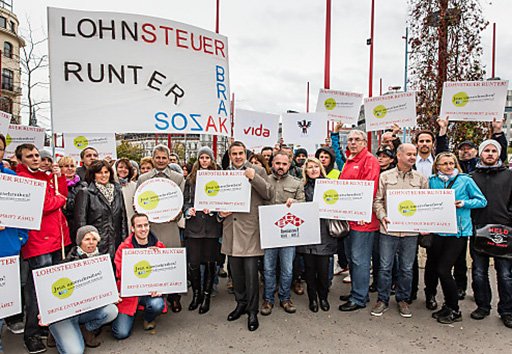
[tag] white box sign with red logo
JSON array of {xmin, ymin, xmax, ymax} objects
[
  {"xmin": 386, "ymin": 189, "xmax": 457, "ymax": 234},
  {"xmin": 121, "ymin": 248, "xmax": 187, "ymax": 297},
  {"xmin": 258, "ymin": 202, "xmax": 321, "ymax": 249},
  {"xmin": 234, "ymin": 109, "xmax": 280, "ymax": 151},
  {"xmin": 313, "ymin": 179, "xmax": 374, "ymax": 222},
  {"xmin": 0, "ymin": 256, "xmax": 22, "ymax": 319},
  {"xmin": 32, "ymin": 255, "xmax": 118, "ymax": 324}
]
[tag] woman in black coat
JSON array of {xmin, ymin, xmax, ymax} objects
[
  {"xmin": 297, "ymin": 157, "xmax": 337, "ymax": 313},
  {"xmin": 74, "ymin": 160, "xmax": 127, "ymax": 259},
  {"xmin": 183, "ymin": 147, "xmax": 222, "ymax": 314}
]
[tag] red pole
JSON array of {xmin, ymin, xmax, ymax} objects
[
  {"xmin": 306, "ymin": 81, "xmax": 310, "ymax": 112},
  {"xmin": 324, "ymin": 0, "xmax": 331, "ymax": 90},
  {"xmin": 212, "ymin": 0, "xmax": 221, "ymax": 159},
  {"xmin": 492, "ymin": 22, "xmax": 496, "ymax": 78},
  {"xmin": 167, "ymin": 134, "xmax": 171, "ymax": 149},
  {"xmin": 367, "ymin": 0, "xmax": 375, "ymax": 151}
]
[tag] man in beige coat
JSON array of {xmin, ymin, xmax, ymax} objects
[
  {"xmin": 137, "ymin": 144, "xmax": 185, "ymax": 311},
  {"xmin": 371, "ymin": 143, "xmax": 428, "ymax": 318},
  {"xmin": 219, "ymin": 141, "xmax": 274, "ymax": 332}
]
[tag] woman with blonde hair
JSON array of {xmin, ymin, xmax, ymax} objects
[
  {"xmin": 139, "ymin": 156, "xmax": 154, "ymax": 175},
  {"xmin": 297, "ymin": 157, "xmax": 337, "ymax": 312},
  {"xmin": 426, "ymin": 152, "xmax": 486, "ymax": 324}
]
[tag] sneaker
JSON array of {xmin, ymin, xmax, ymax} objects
[
  {"xmin": 501, "ymin": 314, "xmax": 512, "ymax": 328},
  {"xmin": 370, "ymin": 301, "xmax": 388, "ymax": 317},
  {"xmin": 432, "ymin": 305, "xmax": 451, "ymax": 320},
  {"xmin": 46, "ymin": 332, "xmax": 56, "ymax": 348},
  {"xmin": 218, "ymin": 268, "xmax": 228, "ymax": 278},
  {"xmin": 280, "ymin": 300, "xmax": 296, "ymax": 314},
  {"xmin": 80, "ymin": 325, "xmax": 100, "ymax": 348},
  {"xmin": 343, "ymin": 275, "xmax": 351, "ymax": 283},
  {"xmin": 398, "ymin": 301, "xmax": 412, "ymax": 318},
  {"xmin": 470, "ymin": 307, "xmax": 490, "ymax": 320},
  {"xmin": 6, "ymin": 320, "xmax": 25, "ymax": 335},
  {"xmin": 24, "ymin": 336, "xmax": 47, "ymax": 354},
  {"xmin": 437, "ymin": 309, "xmax": 462, "ymax": 324},
  {"xmin": 143, "ymin": 321, "xmax": 156, "ymax": 331},
  {"xmin": 260, "ymin": 301, "xmax": 273, "ymax": 316}
]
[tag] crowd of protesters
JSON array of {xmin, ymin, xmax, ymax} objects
[{"xmin": 1, "ymin": 115, "xmax": 512, "ymax": 354}]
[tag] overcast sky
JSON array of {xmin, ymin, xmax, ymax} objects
[{"xmin": 14, "ymin": 0, "xmax": 511, "ymax": 128}]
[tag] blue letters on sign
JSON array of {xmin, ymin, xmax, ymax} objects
[
  {"xmin": 154, "ymin": 112, "xmax": 204, "ymax": 132},
  {"xmin": 216, "ymin": 65, "xmax": 228, "ymax": 116}
]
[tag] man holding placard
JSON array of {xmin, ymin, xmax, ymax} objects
[
  {"xmin": 112, "ymin": 213, "xmax": 166, "ymax": 339},
  {"xmin": 371, "ymin": 144, "xmax": 428, "ymax": 318},
  {"xmin": 137, "ymin": 144, "xmax": 185, "ymax": 312},
  {"xmin": 15, "ymin": 144, "xmax": 71, "ymax": 354},
  {"xmin": 260, "ymin": 151, "xmax": 305, "ymax": 316},
  {"xmin": 220, "ymin": 141, "xmax": 274, "ymax": 331}
]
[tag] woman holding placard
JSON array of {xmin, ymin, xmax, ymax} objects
[
  {"xmin": 427, "ymin": 152, "xmax": 486, "ymax": 324},
  {"xmin": 297, "ymin": 157, "xmax": 337, "ymax": 312},
  {"xmin": 183, "ymin": 146, "xmax": 222, "ymax": 314},
  {"xmin": 48, "ymin": 225, "xmax": 118, "ymax": 353},
  {"xmin": 74, "ymin": 160, "xmax": 128, "ymax": 259}
]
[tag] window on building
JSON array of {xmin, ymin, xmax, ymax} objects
[
  {"xmin": 0, "ymin": 97, "xmax": 13, "ymax": 114},
  {"xmin": 0, "ymin": 16, "xmax": 5, "ymax": 29},
  {"xmin": 10, "ymin": 21, "xmax": 15, "ymax": 33},
  {"xmin": 2, "ymin": 69, "xmax": 13, "ymax": 91},
  {"xmin": 3, "ymin": 41, "xmax": 12, "ymax": 58}
]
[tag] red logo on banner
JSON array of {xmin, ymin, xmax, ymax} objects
[{"xmin": 274, "ymin": 213, "xmax": 304, "ymax": 228}]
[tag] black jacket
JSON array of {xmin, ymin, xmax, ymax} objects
[
  {"xmin": 460, "ymin": 158, "xmax": 478, "ymax": 174},
  {"xmin": 64, "ymin": 180, "xmax": 87, "ymax": 243},
  {"xmin": 183, "ymin": 178, "xmax": 222, "ymax": 239},
  {"xmin": 297, "ymin": 178, "xmax": 337, "ymax": 256},
  {"xmin": 471, "ymin": 165, "xmax": 512, "ymax": 228},
  {"xmin": 74, "ymin": 182, "xmax": 128, "ymax": 258}
]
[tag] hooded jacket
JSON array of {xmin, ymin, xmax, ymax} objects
[{"xmin": 315, "ymin": 147, "xmax": 340, "ymax": 179}]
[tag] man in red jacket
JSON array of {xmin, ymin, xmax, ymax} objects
[
  {"xmin": 15, "ymin": 143, "xmax": 70, "ymax": 354},
  {"xmin": 338, "ymin": 130, "xmax": 381, "ymax": 312},
  {"xmin": 111, "ymin": 213, "xmax": 166, "ymax": 340}
]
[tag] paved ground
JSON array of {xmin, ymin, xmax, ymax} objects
[{"xmin": 3, "ymin": 271, "xmax": 511, "ymax": 353}]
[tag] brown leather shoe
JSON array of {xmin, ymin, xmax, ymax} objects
[
  {"xmin": 293, "ymin": 281, "xmax": 304, "ymax": 295},
  {"xmin": 80, "ymin": 325, "xmax": 100, "ymax": 348},
  {"xmin": 260, "ymin": 300, "xmax": 273, "ymax": 316},
  {"xmin": 280, "ymin": 300, "xmax": 296, "ymax": 314}
]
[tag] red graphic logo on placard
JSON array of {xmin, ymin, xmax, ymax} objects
[{"xmin": 275, "ymin": 213, "xmax": 304, "ymax": 228}]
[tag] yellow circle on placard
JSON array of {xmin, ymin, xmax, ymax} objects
[
  {"xmin": 204, "ymin": 180, "xmax": 220, "ymax": 197},
  {"xmin": 323, "ymin": 189, "xmax": 339, "ymax": 205},
  {"xmin": 134, "ymin": 260, "xmax": 152, "ymax": 279},
  {"xmin": 324, "ymin": 98, "xmax": 336, "ymax": 111},
  {"xmin": 51, "ymin": 277, "xmax": 75, "ymax": 299},
  {"xmin": 137, "ymin": 191, "xmax": 160, "ymax": 211},
  {"xmin": 73, "ymin": 136, "xmax": 89, "ymax": 149},
  {"xmin": 398, "ymin": 200, "xmax": 417, "ymax": 217},
  {"xmin": 373, "ymin": 105, "xmax": 387, "ymax": 119},
  {"xmin": 5, "ymin": 134, "xmax": 12, "ymax": 146},
  {"xmin": 452, "ymin": 92, "xmax": 469, "ymax": 107}
]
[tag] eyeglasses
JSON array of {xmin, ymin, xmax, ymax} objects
[{"xmin": 437, "ymin": 162, "xmax": 456, "ymax": 167}]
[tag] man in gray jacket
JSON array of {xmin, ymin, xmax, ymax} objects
[
  {"xmin": 261, "ymin": 151, "xmax": 305, "ymax": 316},
  {"xmin": 220, "ymin": 141, "xmax": 274, "ymax": 331},
  {"xmin": 372, "ymin": 143, "xmax": 428, "ymax": 318}
]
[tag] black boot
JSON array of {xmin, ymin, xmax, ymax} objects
[
  {"xmin": 199, "ymin": 262, "xmax": 216, "ymax": 314},
  {"xmin": 188, "ymin": 265, "xmax": 203, "ymax": 311}
]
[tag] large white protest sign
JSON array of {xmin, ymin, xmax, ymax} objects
[
  {"xmin": 313, "ymin": 179, "xmax": 374, "ymax": 222},
  {"xmin": 259, "ymin": 202, "xmax": 321, "ymax": 249},
  {"xmin": 4, "ymin": 124, "xmax": 45, "ymax": 157},
  {"xmin": 316, "ymin": 89, "xmax": 363, "ymax": 125},
  {"xmin": 440, "ymin": 80, "xmax": 509, "ymax": 122},
  {"xmin": 387, "ymin": 189, "xmax": 457, "ymax": 234},
  {"xmin": 48, "ymin": 8, "xmax": 230, "ymax": 135},
  {"xmin": 234, "ymin": 109, "xmax": 280, "ymax": 151},
  {"xmin": 134, "ymin": 178, "xmax": 183, "ymax": 223},
  {"xmin": 33, "ymin": 255, "xmax": 118, "ymax": 324},
  {"xmin": 363, "ymin": 92, "xmax": 417, "ymax": 132},
  {"xmin": 194, "ymin": 170, "xmax": 251, "ymax": 213},
  {"xmin": 281, "ymin": 112, "xmax": 328, "ymax": 153},
  {"xmin": 63, "ymin": 133, "xmax": 117, "ymax": 163},
  {"xmin": 120, "ymin": 248, "xmax": 187, "ymax": 297},
  {"xmin": 0, "ymin": 110, "xmax": 11, "ymax": 136},
  {"xmin": 0, "ymin": 256, "xmax": 22, "ymax": 319},
  {"xmin": 0, "ymin": 174, "xmax": 46, "ymax": 230}
]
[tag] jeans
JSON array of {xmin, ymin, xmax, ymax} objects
[
  {"xmin": 344, "ymin": 230, "xmax": 375, "ymax": 306},
  {"xmin": 111, "ymin": 296, "xmax": 164, "ymax": 340},
  {"xmin": 377, "ymin": 234, "xmax": 418, "ymax": 304},
  {"xmin": 302, "ymin": 254, "xmax": 330, "ymax": 301},
  {"xmin": 228, "ymin": 256, "xmax": 259, "ymax": 315},
  {"xmin": 470, "ymin": 238, "xmax": 512, "ymax": 316},
  {"xmin": 263, "ymin": 247, "xmax": 295, "ymax": 303},
  {"xmin": 50, "ymin": 304, "xmax": 118, "ymax": 354},
  {"xmin": 24, "ymin": 250, "xmax": 63, "ymax": 340}
]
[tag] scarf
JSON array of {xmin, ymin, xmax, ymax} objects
[
  {"xmin": 437, "ymin": 168, "xmax": 459, "ymax": 183},
  {"xmin": 476, "ymin": 160, "xmax": 502, "ymax": 169},
  {"xmin": 76, "ymin": 246, "xmax": 100, "ymax": 258},
  {"xmin": 67, "ymin": 174, "xmax": 80, "ymax": 187},
  {"xmin": 118, "ymin": 177, "xmax": 129, "ymax": 186},
  {"xmin": 95, "ymin": 182, "xmax": 115, "ymax": 204}
]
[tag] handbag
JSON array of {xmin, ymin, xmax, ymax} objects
[
  {"xmin": 474, "ymin": 224, "xmax": 512, "ymax": 259},
  {"xmin": 327, "ymin": 219, "xmax": 350, "ymax": 239}
]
